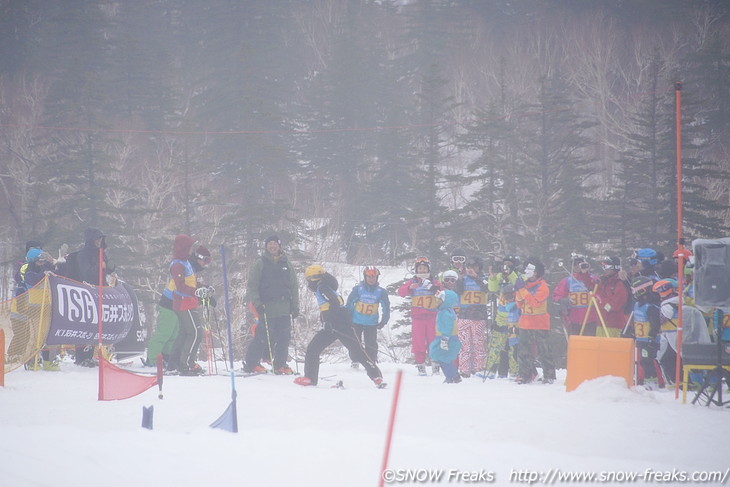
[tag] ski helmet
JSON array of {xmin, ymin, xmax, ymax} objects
[
  {"xmin": 450, "ymin": 248, "xmax": 466, "ymax": 264},
  {"xmin": 503, "ymin": 255, "xmax": 519, "ymax": 267},
  {"xmin": 414, "ymin": 256, "xmax": 431, "ymax": 273},
  {"xmin": 466, "ymin": 256, "xmax": 483, "ymax": 270},
  {"xmin": 25, "ymin": 248, "xmax": 42, "ymax": 263},
  {"xmin": 304, "ymin": 264, "xmax": 326, "ymax": 282},
  {"xmin": 635, "ymin": 248, "xmax": 659, "ymax": 266},
  {"xmin": 363, "ymin": 265, "xmax": 380, "ymax": 279},
  {"xmin": 500, "ymin": 283, "xmax": 515, "ymax": 294},
  {"xmin": 442, "ymin": 269, "xmax": 459, "ymax": 282},
  {"xmin": 631, "ymin": 276, "xmax": 654, "ymax": 298},
  {"xmin": 601, "ymin": 256, "xmax": 621, "ymax": 271},
  {"xmin": 653, "ymin": 279, "xmax": 677, "ymax": 299}
]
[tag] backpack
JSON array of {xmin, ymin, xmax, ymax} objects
[{"xmin": 56, "ymin": 250, "xmax": 82, "ymax": 281}]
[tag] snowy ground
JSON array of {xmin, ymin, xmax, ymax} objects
[{"xmin": 1, "ymin": 359, "xmax": 728, "ymax": 487}]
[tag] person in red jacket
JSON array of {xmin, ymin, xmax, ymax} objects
[
  {"xmin": 552, "ymin": 256, "xmax": 599, "ymax": 336},
  {"xmin": 397, "ymin": 257, "xmax": 442, "ymax": 376},
  {"xmin": 514, "ymin": 258, "xmax": 555, "ymax": 384},
  {"xmin": 593, "ymin": 256, "xmax": 631, "ymax": 337}
]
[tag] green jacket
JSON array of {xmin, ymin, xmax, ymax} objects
[
  {"xmin": 487, "ymin": 270, "xmax": 519, "ymax": 293},
  {"xmin": 246, "ymin": 251, "xmax": 299, "ymax": 319}
]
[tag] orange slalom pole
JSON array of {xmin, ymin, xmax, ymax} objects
[
  {"xmin": 674, "ymin": 82, "xmax": 685, "ymax": 400},
  {"xmin": 378, "ymin": 370, "xmax": 403, "ymax": 487}
]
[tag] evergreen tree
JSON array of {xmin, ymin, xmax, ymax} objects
[{"xmin": 510, "ymin": 74, "xmax": 597, "ymax": 262}]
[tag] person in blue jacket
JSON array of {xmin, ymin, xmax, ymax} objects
[
  {"xmin": 346, "ymin": 266, "xmax": 390, "ymax": 366},
  {"xmin": 429, "ymin": 289, "xmax": 462, "ymax": 383}
]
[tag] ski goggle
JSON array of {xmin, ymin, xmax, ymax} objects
[
  {"xmin": 415, "ymin": 256, "xmax": 430, "ymax": 265},
  {"xmin": 443, "ymin": 277, "xmax": 457, "ymax": 283},
  {"xmin": 578, "ymin": 262, "xmax": 590, "ymax": 270},
  {"xmin": 196, "ymin": 253, "xmax": 212, "ymax": 265},
  {"xmin": 451, "ymin": 255, "xmax": 466, "ymax": 264},
  {"xmin": 632, "ymin": 281, "xmax": 653, "ymax": 297},
  {"xmin": 602, "ymin": 262, "xmax": 620, "ymax": 271}
]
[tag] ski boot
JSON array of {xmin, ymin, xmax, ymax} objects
[
  {"xmin": 432, "ymin": 364, "xmax": 440, "ymax": 375},
  {"xmin": 294, "ymin": 376, "xmax": 314, "ymax": 386},
  {"xmin": 373, "ymin": 377, "xmax": 387, "ymax": 389},
  {"xmin": 416, "ymin": 364, "xmax": 427, "ymax": 376}
]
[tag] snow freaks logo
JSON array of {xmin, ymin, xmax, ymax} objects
[{"xmin": 47, "ymin": 275, "xmax": 137, "ymax": 345}]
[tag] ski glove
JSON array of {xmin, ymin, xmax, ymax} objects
[
  {"xmin": 514, "ymin": 278, "xmax": 526, "ymax": 291},
  {"xmin": 661, "ymin": 304, "xmax": 674, "ymax": 320},
  {"xmin": 421, "ymin": 279, "xmax": 433, "ymax": 291},
  {"xmin": 435, "ymin": 290, "xmax": 446, "ymax": 302},
  {"xmin": 439, "ymin": 336, "xmax": 449, "ymax": 351}
]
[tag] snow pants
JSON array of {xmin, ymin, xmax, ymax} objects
[
  {"xmin": 411, "ymin": 315, "xmax": 436, "ymax": 364},
  {"xmin": 457, "ymin": 318, "xmax": 487, "ymax": 375},
  {"xmin": 350, "ymin": 323, "xmax": 379, "ymax": 363},
  {"xmin": 170, "ymin": 308, "xmax": 202, "ymax": 372},
  {"xmin": 146, "ymin": 306, "xmax": 179, "ymax": 364},
  {"xmin": 304, "ymin": 325, "xmax": 382, "ymax": 385},
  {"xmin": 244, "ymin": 314, "xmax": 292, "ymax": 370},
  {"xmin": 484, "ymin": 327, "xmax": 518, "ymax": 377},
  {"xmin": 516, "ymin": 329, "xmax": 555, "ymax": 381}
]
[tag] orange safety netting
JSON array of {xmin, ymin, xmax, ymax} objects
[{"xmin": 1, "ymin": 277, "xmax": 52, "ymax": 372}]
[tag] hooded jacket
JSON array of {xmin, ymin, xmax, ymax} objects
[
  {"xmin": 429, "ymin": 290, "xmax": 462, "ymax": 362},
  {"xmin": 516, "ymin": 278, "xmax": 551, "ymax": 330},
  {"xmin": 77, "ymin": 227, "xmax": 109, "ymax": 285}
]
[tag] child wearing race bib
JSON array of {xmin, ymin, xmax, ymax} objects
[
  {"xmin": 455, "ymin": 256, "xmax": 490, "ymax": 377},
  {"xmin": 346, "ymin": 266, "xmax": 390, "ymax": 366},
  {"xmin": 397, "ymin": 257, "xmax": 442, "ymax": 376}
]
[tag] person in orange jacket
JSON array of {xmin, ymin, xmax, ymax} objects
[{"xmin": 514, "ymin": 258, "xmax": 555, "ymax": 384}]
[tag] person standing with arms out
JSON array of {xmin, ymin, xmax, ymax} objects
[
  {"xmin": 514, "ymin": 258, "xmax": 555, "ymax": 384},
  {"xmin": 346, "ymin": 266, "xmax": 390, "ymax": 367},
  {"xmin": 243, "ymin": 235, "xmax": 299, "ymax": 375},
  {"xmin": 294, "ymin": 265, "xmax": 386, "ymax": 388},
  {"xmin": 397, "ymin": 257, "xmax": 442, "ymax": 376}
]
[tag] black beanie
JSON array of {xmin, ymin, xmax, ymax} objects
[{"xmin": 265, "ymin": 235, "xmax": 280, "ymax": 245}]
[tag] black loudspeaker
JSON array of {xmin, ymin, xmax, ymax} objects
[{"xmin": 692, "ymin": 238, "xmax": 730, "ymax": 308}]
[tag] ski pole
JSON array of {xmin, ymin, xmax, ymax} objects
[
  {"xmin": 290, "ymin": 313, "xmax": 300, "ymax": 375},
  {"xmin": 262, "ymin": 309, "xmax": 274, "ymax": 369}
]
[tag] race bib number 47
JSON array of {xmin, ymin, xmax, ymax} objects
[{"xmin": 412, "ymin": 295, "xmax": 440, "ymax": 310}]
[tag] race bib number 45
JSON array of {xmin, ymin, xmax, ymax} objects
[{"xmin": 461, "ymin": 290, "xmax": 486, "ymax": 306}]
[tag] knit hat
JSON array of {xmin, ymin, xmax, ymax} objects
[{"xmin": 265, "ymin": 235, "xmax": 280, "ymax": 245}]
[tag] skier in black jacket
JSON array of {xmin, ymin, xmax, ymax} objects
[{"xmin": 294, "ymin": 265, "xmax": 386, "ymax": 388}]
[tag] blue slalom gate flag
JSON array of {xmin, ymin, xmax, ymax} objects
[
  {"xmin": 209, "ymin": 244, "xmax": 238, "ymax": 433},
  {"xmin": 210, "ymin": 400, "xmax": 238, "ymax": 433}
]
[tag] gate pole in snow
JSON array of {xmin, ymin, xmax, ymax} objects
[
  {"xmin": 378, "ymin": 369, "xmax": 403, "ymax": 487},
  {"xmin": 674, "ymin": 82, "xmax": 686, "ymax": 400}
]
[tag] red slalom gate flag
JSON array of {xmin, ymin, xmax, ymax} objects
[{"xmin": 98, "ymin": 356, "xmax": 158, "ymax": 401}]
